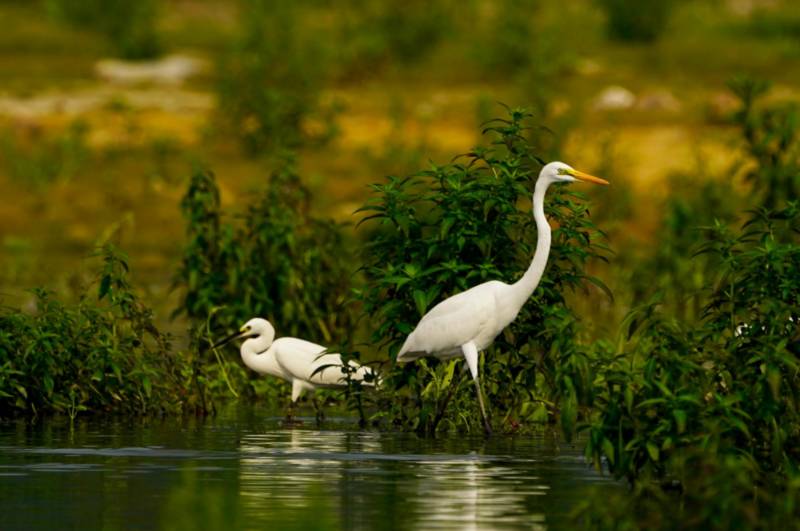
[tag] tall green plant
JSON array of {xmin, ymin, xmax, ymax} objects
[
  {"xmin": 358, "ymin": 108, "xmax": 609, "ymax": 433},
  {"xmin": 581, "ymin": 204, "xmax": 800, "ymax": 525},
  {"xmin": 0, "ymin": 245, "xmax": 184, "ymax": 418},
  {"xmin": 587, "ymin": 204, "xmax": 800, "ymax": 475},
  {"xmin": 175, "ymin": 160, "xmax": 356, "ymax": 374}
]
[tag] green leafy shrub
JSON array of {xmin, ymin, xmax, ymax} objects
[
  {"xmin": 578, "ymin": 78, "xmax": 800, "ymax": 526},
  {"xmin": 574, "ymin": 453, "xmax": 800, "ymax": 529},
  {"xmin": 0, "ymin": 245, "xmax": 186, "ymax": 418},
  {"xmin": 358, "ymin": 108, "xmax": 609, "ymax": 433},
  {"xmin": 46, "ymin": 0, "xmax": 161, "ymax": 59},
  {"xmin": 597, "ymin": 0, "xmax": 676, "ymax": 42},
  {"xmin": 584, "ymin": 204, "xmax": 800, "ymax": 492},
  {"xmin": 175, "ymin": 159, "xmax": 357, "ymax": 398}
]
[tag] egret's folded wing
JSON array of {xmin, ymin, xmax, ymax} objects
[{"xmin": 400, "ymin": 286, "xmax": 495, "ymax": 356}]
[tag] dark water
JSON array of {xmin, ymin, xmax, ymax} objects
[{"xmin": 0, "ymin": 406, "xmax": 617, "ymax": 530}]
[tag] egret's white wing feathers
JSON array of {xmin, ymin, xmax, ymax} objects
[
  {"xmin": 273, "ymin": 337, "xmax": 375, "ymax": 387},
  {"xmin": 398, "ymin": 281, "xmax": 504, "ymax": 360}
]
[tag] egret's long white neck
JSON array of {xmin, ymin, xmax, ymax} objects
[
  {"xmin": 240, "ymin": 334, "xmax": 273, "ymax": 370},
  {"xmin": 509, "ymin": 178, "xmax": 552, "ymax": 311}
]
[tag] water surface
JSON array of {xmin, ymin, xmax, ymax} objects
[{"xmin": 0, "ymin": 407, "xmax": 617, "ymax": 530}]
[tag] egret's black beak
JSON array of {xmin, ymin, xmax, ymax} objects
[{"xmin": 211, "ymin": 330, "xmax": 246, "ymax": 350}]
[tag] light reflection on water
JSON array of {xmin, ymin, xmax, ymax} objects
[{"xmin": 0, "ymin": 408, "xmax": 618, "ymax": 530}]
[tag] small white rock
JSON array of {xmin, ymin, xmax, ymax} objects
[
  {"xmin": 592, "ymin": 85, "xmax": 635, "ymax": 111},
  {"xmin": 95, "ymin": 54, "xmax": 207, "ymax": 85}
]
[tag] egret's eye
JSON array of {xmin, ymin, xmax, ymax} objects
[{"xmin": 557, "ymin": 168, "xmax": 570, "ymax": 175}]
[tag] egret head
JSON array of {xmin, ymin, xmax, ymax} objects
[
  {"xmin": 211, "ymin": 317, "xmax": 275, "ymax": 350},
  {"xmin": 538, "ymin": 161, "xmax": 609, "ymax": 186},
  {"xmin": 240, "ymin": 318, "xmax": 275, "ymax": 343}
]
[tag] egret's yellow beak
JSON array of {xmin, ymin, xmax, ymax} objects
[{"xmin": 567, "ymin": 168, "xmax": 609, "ymax": 186}]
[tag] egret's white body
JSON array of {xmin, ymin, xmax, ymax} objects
[
  {"xmin": 216, "ymin": 318, "xmax": 376, "ymax": 409},
  {"xmin": 397, "ymin": 161, "xmax": 608, "ymax": 433}
]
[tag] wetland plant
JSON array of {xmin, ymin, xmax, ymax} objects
[
  {"xmin": 575, "ymin": 79, "xmax": 800, "ymax": 525},
  {"xmin": 0, "ymin": 245, "xmax": 184, "ymax": 418},
  {"xmin": 579, "ymin": 203, "xmax": 800, "ymax": 526},
  {"xmin": 175, "ymin": 159, "xmax": 357, "ymax": 400}
]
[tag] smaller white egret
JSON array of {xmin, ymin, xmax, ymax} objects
[{"xmin": 212, "ymin": 318, "xmax": 377, "ymax": 421}]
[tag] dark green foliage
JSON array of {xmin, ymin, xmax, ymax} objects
[
  {"xmin": 45, "ymin": 0, "xmax": 161, "ymax": 59},
  {"xmin": 730, "ymin": 77, "xmax": 800, "ymax": 210},
  {"xmin": 575, "ymin": 77, "xmax": 800, "ymax": 527},
  {"xmin": 597, "ymin": 0, "xmax": 676, "ymax": 43},
  {"xmin": 745, "ymin": 7, "xmax": 800, "ymax": 41},
  {"xmin": 574, "ymin": 453, "xmax": 800, "ymax": 529},
  {"xmin": 582, "ymin": 202, "xmax": 800, "ymax": 523},
  {"xmin": 216, "ymin": 0, "xmax": 336, "ymax": 155},
  {"xmin": 358, "ymin": 108, "xmax": 609, "ymax": 433},
  {"xmin": 0, "ymin": 245, "xmax": 184, "ymax": 418},
  {"xmin": 175, "ymin": 159, "xmax": 356, "ymax": 385}
]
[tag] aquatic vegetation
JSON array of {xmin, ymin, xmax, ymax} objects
[
  {"xmin": 576, "ymin": 81, "xmax": 800, "ymax": 526},
  {"xmin": 358, "ymin": 108, "xmax": 609, "ymax": 433},
  {"xmin": 175, "ymin": 158, "xmax": 357, "ymax": 402},
  {"xmin": 0, "ymin": 245, "xmax": 184, "ymax": 418}
]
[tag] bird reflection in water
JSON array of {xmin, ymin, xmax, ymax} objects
[{"xmin": 235, "ymin": 431, "xmax": 553, "ymax": 530}]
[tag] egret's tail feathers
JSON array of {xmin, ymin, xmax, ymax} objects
[{"xmin": 352, "ymin": 364, "xmax": 382, "ymax": 387}]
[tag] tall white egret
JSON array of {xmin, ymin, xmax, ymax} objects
[
  {"xmin": 212, "ymin": 318, "xmax": 377, "ymax": 420},
  {"xmin": 396, "ymin": 161, "xmax": 609, "ymax": 434}
]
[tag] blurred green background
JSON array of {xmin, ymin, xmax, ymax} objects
[{"xmin": 0, "ymin": 0, "xmax": 799, "ymax": 334}]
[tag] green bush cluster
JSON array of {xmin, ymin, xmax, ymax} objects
[
  {"xmin": 334, "ymin": 0, "xmax": 453, "ymax": 77},
  {"xmin": 174, "ymin": 158, "xmax": 356, "ymax": 399},
  {"xmin": 0, "ymin": 246, "xmax": 187, "ymax": 418},
  {"xmin": 572, "ymin": 81, "xmax": 800, "ymax": 527},
  {"xmin": 578, "ymin": 203, "xmax": 800, "ymax": 526}
]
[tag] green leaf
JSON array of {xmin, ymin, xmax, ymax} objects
[
  {"xmin": 98, "ymin": 275, "xmax": 111, "ymax": 300},
  {"xmin": 602, "ymin": 438, "xmax": 615, "ymax": 465},
  {"xmin": 413, "ymin": 289, "xmax": 429, "ymax": 316},
  {"xmin": 646, "ymin": 442, "xmax": 660, "ymax": 462},
  {"xmin": 673, "ymin": 409, "xmax": 687, "ymax": 434}
]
